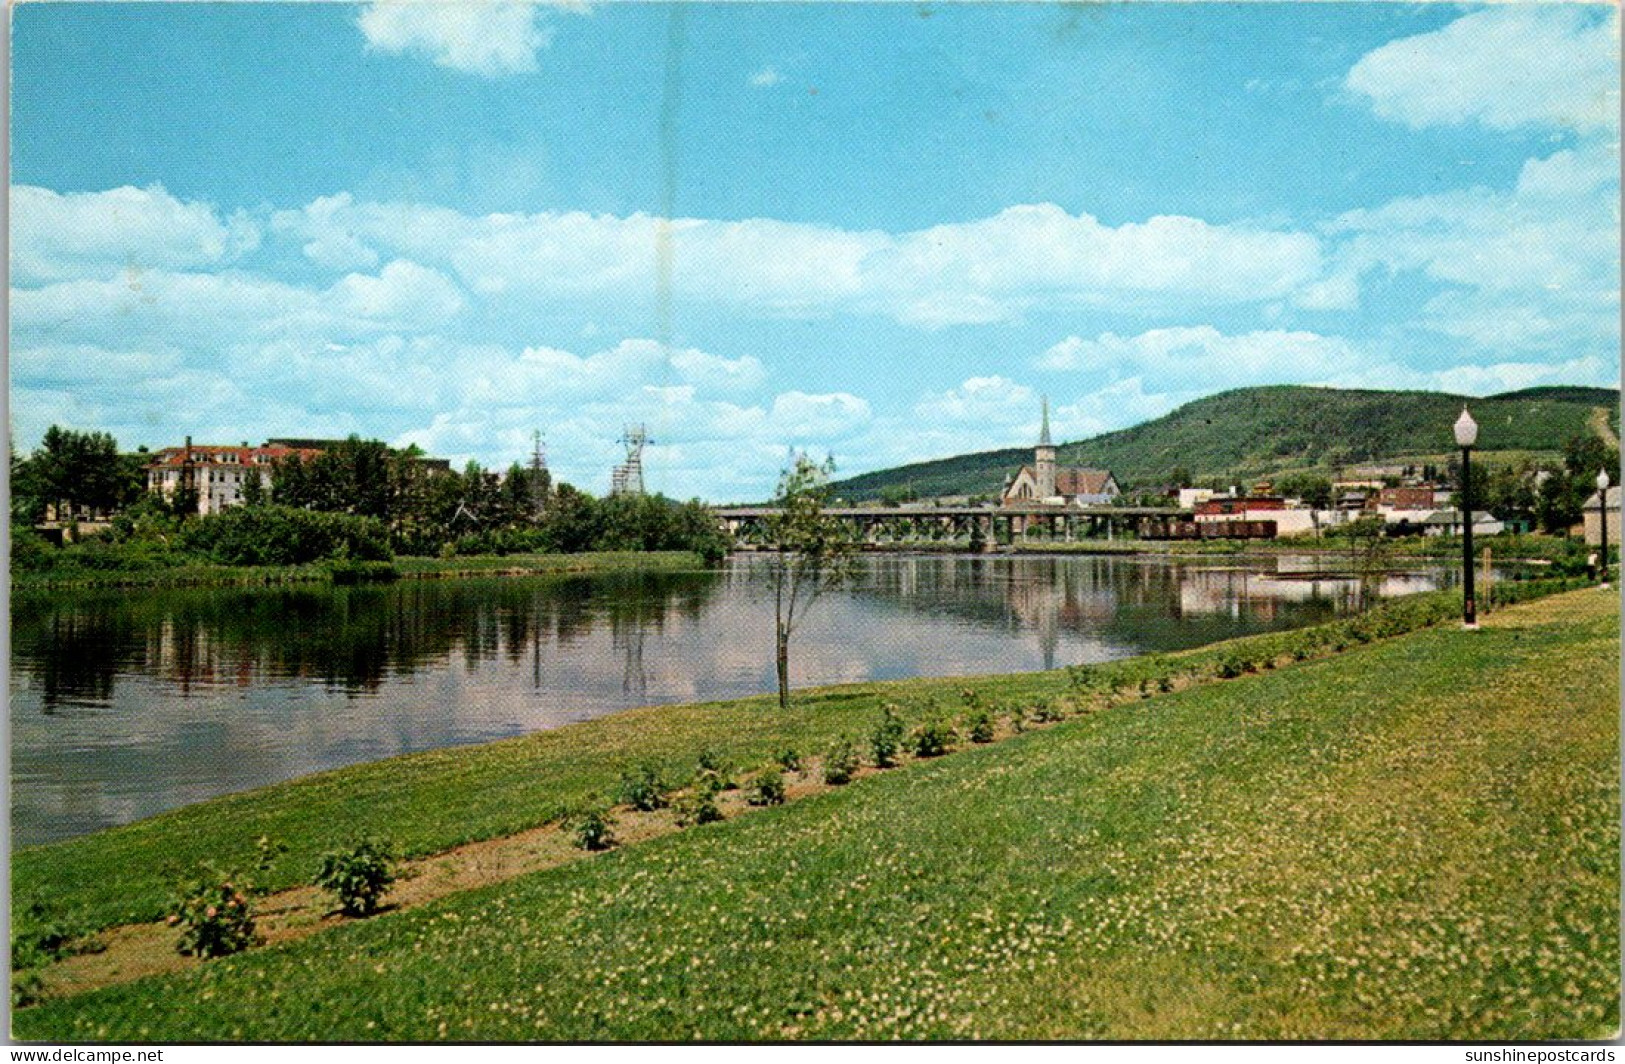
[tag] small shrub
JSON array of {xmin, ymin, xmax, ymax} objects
[
  {"xmin": 871, "ymin": 704, "xmax": 906, "ymax": 768},
  {"xmin": 960, "ymin": 687, "xmax": 981, "ymax": 709},
  {"xmin": 1065, "ymin": 664, "xmax": 1096, "ymax": 692},
  {"xmin": 1215, "ymin": 651, "xmax": 1254, "ymax": 679},
  {"xmin": 563, "ymin": 800, "xmax": 617, "ymax": 851},
  {"xmin": 673, "ymin": 776, "xmax": 724, "ymax": 827},
  {"xmin": 775, "ymin": 747, "xmax": 803, "ymax": 773},
  {"xmin": 745, "ymin": 766, "xmax": 787, "ymax": 806},
  {"xmin": 695, "ymin": 748, "xmax": 736, "ymax": 790},
  {"xmin": 314, "ymin": 839, "xmax": 397, "ymax": 918},
  {"xmin": 823, "ymin": 736, "xmax": 861, "ymax": 785},
  {"xmin": 1157, "ymin": 674, "xmax": 1175, "ymax": 693},
  {"xmin": 11, "ymin": 957, "xmax": 44, "ymax": 1009},
  {"xmin": 615, "ymin": 762, "xmax": 669, "ymax": 811},
  {"xmin": 965, "ymin": 708, "xmax": 995, "ymax": 744},
  {"xmin": 909, "ymin": 719, "xmax": 957, "ymax": 758},
  {"xmin": 168, "ymin": 869, "xmax": 258, "ymax": 958},
  {"xmin": 1031, "ymin": 700, "xmax": 1066, "ymax": 724},
  {"xmin": 1138, "ymin": 678, "xmax": 1153, "ymax": 699}
]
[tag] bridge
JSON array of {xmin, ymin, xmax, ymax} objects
[{"xmin": 714, "ymin": 503, "xmax": 1188, "ymax": 550}]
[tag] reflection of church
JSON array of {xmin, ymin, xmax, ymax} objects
[{"xmin": 1001, "ymin": 399, "xmax": 1120, "ymax": 507}]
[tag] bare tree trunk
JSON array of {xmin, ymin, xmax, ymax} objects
[{"xmin": 775, "ymin": 619, "xmax": 790, "ymax": 711}]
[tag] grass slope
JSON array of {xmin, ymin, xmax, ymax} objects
[
  {"xmin": 830, "ymin": 384, "xmax": 1619, "ymax": 499},
  {"xmin": 17, "ymin": 589, "xmax": 1617, "ymax": 1041}
]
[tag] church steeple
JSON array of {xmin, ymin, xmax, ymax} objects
[{"xmin": 1035, "ymin": 396, "xmax": 1057, "ymax": 499}]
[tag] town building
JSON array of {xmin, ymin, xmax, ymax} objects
[
  {"xmin": 1001, "ymin": 400, "xmax": 1120, "ymax": 507},
  {"xmin": 146, "ymin": 438, "xmax": 322, "ymax": 515},
  {"xmin": 1421, "ymin": 510, "xmax": 1505, "ymax": 537},
  {"xmin": 1583, "ymin": 485, "xmax": 1620, "ymax": 547}
]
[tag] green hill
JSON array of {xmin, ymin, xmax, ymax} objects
[{"xmin": 832, "ymin": 384, "xmax": 1619, "ymax": 499}]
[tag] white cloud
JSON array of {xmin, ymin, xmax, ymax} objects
[
  {"xmin": 749, "ymin": 66, "xmax": 783, "ymax": 88},
  {"xmin": 1328, "ymin": 141, "xmax": 1620, "ymax": 355},
  {"xmin": 770, "ymin": 391, "xmax": 872, "ymax": 440},
  {"xmin": 356, "ymin": 1, "xmax": 586, "ymax": 77},
  {"xmin": 915, "ymin": 376, "xmax": 1037, "ymax": 428},
  {"xmin": 11, "ymin": 184, "xmax": 259, "ymax": 285},
  {"xmin": 269, "ymin": 195, "xmax": 1326, "ymax": 326},
  {"xmin": 1347, "ymin": 7, "xmax": 1619, "ymax": 133},
  {"xmin": 329, "ymin": 259, "xmax": 466, "ymax": 325},
  {"xmin": 1039, "ymin": 326, "xmax": 1373, "ymax": 391}
]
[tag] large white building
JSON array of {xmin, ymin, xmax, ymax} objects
[{"xmin": 147, "ymin": 438, "xmax": 322, "ymax": 515}]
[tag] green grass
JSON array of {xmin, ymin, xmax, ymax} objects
[
  {"xmin": 15, "ymin": 587, "xmax": 1616, "ymax": 1040},
  {"xmin": 10, "ymin": 550, "xmax": 703, "ymax": 590}
]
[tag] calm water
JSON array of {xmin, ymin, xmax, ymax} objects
[{"xmin": 11, "ymin": 553, "xmax": 1458, "ymax": 846}]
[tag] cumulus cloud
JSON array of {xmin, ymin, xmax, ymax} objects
[
  {"xmin": 771, "ymin": 391, "xmax": 872, "ymax": 440},
  {"xmin": 11, "ymin": 184, "xmax": 259, "ymax": 285},
  {"xmin": 1347, "ymin": 6, "xmax": 1619, "ymax": 133},
  {"xmin": 1039, "ymin": 327, "xmax": 1373, "ymax": 391},
  {"xmin": 749, "ymin": 66, "xmax": 783, "ymax": 88},
  {"xmin": 1328, "ymin": 141, "xmax": 1620, "ymax": 355},
  {"xmin": 356, "ymin": 1, "xmax": 585, "ymax": 77},
  {"xmin": 269, "ymin": 195, "xmax": 1326, "ymax": 325}
]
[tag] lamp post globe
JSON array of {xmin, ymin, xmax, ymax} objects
[
  {"xmin": 1599, "ymin": 469, "xmax": 1612, "ymax": 590},
  {"xmin": 1455, "ymin": 408, "xmax": 1478, "ymax": 629}
]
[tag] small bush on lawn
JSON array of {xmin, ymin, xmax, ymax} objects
[
  {"xmin": 775, "ymin": 747, "xmax": 802, "ymax": 773},
  {"xmin": 314, "ymin": 839, "xmax": 397, "ymax": 918},
  {"xmin": 909, "ymin": 719, "xmax": 957, "ymax": 758},
  {"xmin": 1215, "ymin": 651, "xmax": 1254, "ymax": 679},
  {"xmin": 615, "ymin": 762, "xmax": 670, "ymax": 811},
  {"xmin": 871, "ymin": 704, "xmax": 906, "ymax": 768},
  {"xmin": 673, "ymin": 775, "xmax": 724, "ymax": 827},
  {"xmin": 1031, "ymin": 700, "xmax": 1066, "ymax": 724},
  {"xmin": 965, "ymin": 709, "xmax": 995, "ymax": 744},
  {"xmin": 168, "ymin": 868, "xmax": 259, "ymax": 958},
  {"xmin": 1065, "ymin": 664, "xmax": 1096, "ymax": 692},
  {"xmin": 12, "ymin": 900, "xmax": 99, "ymax": 963},
  {"xmin": 11, "ymin": 952, "xmax": 44, "ymax": 1009},
  {"xmin": 823, "ymin": 737, "xmax": 861, "ymax": 785},
  {"xmin": 563, "ymin": 800, "xmax": 617, "ymax": 851},
  {"xmin": 745, "ymin": 766, "xmax": 787, "ymax": 806},
  {"xmin": 695, "ymin": 748, "xmax": 736, "ymax": 790},
  {"xmin": 960, "ymin": 688, "xmax": 982, "ymax": 709}
]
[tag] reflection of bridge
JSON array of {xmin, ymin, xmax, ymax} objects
[{"xmin": 715, "ymin": 504, "xmax": 1185, "ymax": 551}]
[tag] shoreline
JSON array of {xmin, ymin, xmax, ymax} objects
[{"xmin": 9, "ymin": 549, "xmax": 709, "ymax": 591}]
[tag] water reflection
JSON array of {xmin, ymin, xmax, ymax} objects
[{"xmin": 12, "ymin": 554, "xmax": 1459, "ymax": 845}]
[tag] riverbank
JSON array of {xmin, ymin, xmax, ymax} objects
[
  {"xmin": 10, "ymin": 550, "xmax": 708, "ymax": 590},
  {"xmin": 13, "ymin": 581, "xmax": 1614, "ymax": 1039}
]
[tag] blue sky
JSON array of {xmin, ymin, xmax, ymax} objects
[{"xmin": 10, "ymin": 2, "xmax": 1620, "ymax": 500}]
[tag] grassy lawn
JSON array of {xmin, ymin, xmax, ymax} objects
[{"xmin": 15, "ymin": 588, "xmax": 1616, "ymax": 1041}]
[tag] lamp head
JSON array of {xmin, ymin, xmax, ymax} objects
[
  {"xmin": 1598, "ymin": 469, "xmax": 1611, "ymax": 491},
  {"xmin": 1453, "ymin": 407, "xmax": 1479, "ymax": 448}
]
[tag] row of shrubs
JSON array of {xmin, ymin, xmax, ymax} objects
[
  {"xmin": 12, "ymin": 836, "xmax": 399, "ymax": 1006},
  {"xmin": 559, "ymin": 575, "xmax": 1593, "ymax": 855}
]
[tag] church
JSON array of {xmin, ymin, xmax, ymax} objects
[{"xmin": 1001, "ymin": 399, "xmax": 1121, "ymax": 507}]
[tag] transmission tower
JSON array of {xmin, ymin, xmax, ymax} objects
[{"xmin": 610, "ymin": 424, "xmax": 651, "ymax": 496}]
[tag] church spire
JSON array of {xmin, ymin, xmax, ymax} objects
[{"xmin": 1039, "ymin": 396, "xmax": 1052, "ymax": 447}]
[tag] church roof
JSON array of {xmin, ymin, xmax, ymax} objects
[{"xmin": 1009, "ymin": 465, "xmax": 1116, "ymax": 496}]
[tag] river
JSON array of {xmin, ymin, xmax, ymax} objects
[{"xmin": 11, "ymin": 552, "xmax": 1462, "ymax": 846}]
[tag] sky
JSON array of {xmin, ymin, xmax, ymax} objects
[{"xmin": 9, "ymin": 2, "xmax": 1620, "ymax": 501}]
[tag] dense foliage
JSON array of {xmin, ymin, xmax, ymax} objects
[
  {"xmin": 12, "ymin": 428, "xmax": 731, "ymax": 574},
  {"xmin": 829, "ymin": 384, "xmax": 1618, "ymax": 500},
  {"xmin": 11, "ymin": 427, "xmax": 148, "ymax": 524}
]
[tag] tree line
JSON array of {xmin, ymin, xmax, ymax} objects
[{"xmin": 12, "ymin": 427, "xmax": 730, "ymax": 565}]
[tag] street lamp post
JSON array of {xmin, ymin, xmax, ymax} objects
[
  {"xmin": 1455, "ymin": 408, "xmax": 1478, "ymax": 629},
  {"xmin": 1598, "ymin": 469, "xmax": 1611, "ymax": 590}
]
